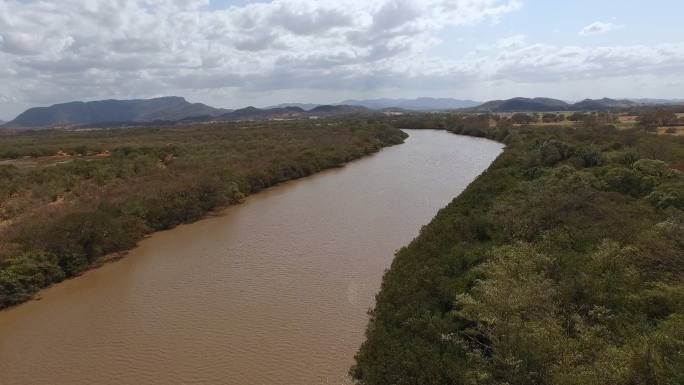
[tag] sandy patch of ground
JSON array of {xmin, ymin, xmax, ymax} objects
[
  {"xmin": 0, "ymin": 151, "xmax": 112, "ymax": 169},
  {"xmin": 658, "ymin": 126, "xmax": 684, "ymax": 136},
  {"xmin": 619, "ymin": 115, "xmax": 638, "ymax": 123}
]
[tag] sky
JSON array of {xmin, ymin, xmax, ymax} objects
[{"xmin": 1, "ymin": 0, "xmax": 683, "ymax": 119}]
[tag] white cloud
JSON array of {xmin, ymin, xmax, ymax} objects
[{"xmin": 580, "ymin": 21, "xmax": 621, "ymax": 36}]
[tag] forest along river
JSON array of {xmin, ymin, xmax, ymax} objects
[{"xmin": 0, "ymin": 130, "xmax": 503, "ymax": 385}]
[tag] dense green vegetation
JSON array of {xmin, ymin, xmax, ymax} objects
[
  {"xmin": 353, "ymin": 115, "xmax": 684, "ymax": 385},
  {"xmin": 0, "ymin": 121, "xmax": 407, "ymax": 309}
]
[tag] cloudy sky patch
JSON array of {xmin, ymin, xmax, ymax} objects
[{"xmin": 0, "ymin": 0, "xmax": 682, "ymax": 119}]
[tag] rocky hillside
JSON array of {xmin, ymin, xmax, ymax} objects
[{"xmin": 6, "ymin": 97, "xmax": 230, "ymax": 128}]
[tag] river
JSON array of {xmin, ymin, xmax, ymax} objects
[{"xmin": 0, "ymin": 130, "xmax": 502, "ymax": 385}]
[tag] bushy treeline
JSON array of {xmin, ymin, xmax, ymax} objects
[
  {"xmin": 353, "ymin": 117, "xmax": 684, "ymax": 384},
  {"xmin": 0, "ymin": 121, "xmax": 407, "ymax": 308}
]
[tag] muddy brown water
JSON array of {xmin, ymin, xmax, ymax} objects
[{"xmin": 0, "ymin": 130, "xmax": 502, "ymax": 385}]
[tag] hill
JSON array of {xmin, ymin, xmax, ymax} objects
[
  {"xmin": 265, "ymin": 103, "xmax": 320, "ymax": 110},
  {"xmin": 6, "ymin": 97, "xmax": 230, "ymax": 128},
  {"xmin": 210, "ymin": 105, "xmax": 373, "ymax": 121},
  {"xmin": 215, "ymin": 106, "xmax": 307, "ymax": 121},
  {"xmin": 573, "ymin": 97, "xmax": 637, "ymax": 110},
  {"xmin": 476, "ymin": 97, "xmax": 571, "ymax": 112},
  {"xmin": 309, "ymin": 104, "xmax": 371, "ymax": 114}
]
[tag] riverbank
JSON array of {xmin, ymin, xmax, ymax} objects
[
  {"xmin": 0, "ymin": 121, "xmax": 408, "ymax": 309},
  {"xmin": 352, "ymin": 117, "xmax": 684, "ymax": 384},
  {"xmin": 0, "ymin": 129, "xmax": 503, "ymax": 385}
]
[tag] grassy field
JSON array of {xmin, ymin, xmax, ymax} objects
[{"xmin": 0, "ymin": 121, "xmax": 407, "ymax": 308}]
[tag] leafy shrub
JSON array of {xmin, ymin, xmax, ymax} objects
[{"xmin": 0, "ymin": 253, "xmax": 64, "ymax": 307}]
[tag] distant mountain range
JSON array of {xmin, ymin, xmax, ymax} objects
[
  {"xmin": 5, "ymin": 100, "xmax": 378, "ymax": 129},
  {"xmin": 213, "ymin": 104, "xmax": 372, "ymax": 121},
  {"xmin": 268, "ymin": 97, "xmax": 683, "ymax": 112},
  {"xmin": 266, "ymin": 98, "xmax": 481, "ymax": 111},
  {"xmin": 628, "ymin": 98, "xmax": 684, "ymax": 105},
  {"xmin": 339, "ymin": 98, "xmax": 481, "ymax": 110},
  {"xmin": 5, "ymin": 97, "xmax": 230, "ymax": 128},
  {"xmin": 4, "ymin": 96, "xmax": 683, "ymax": 129}
]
